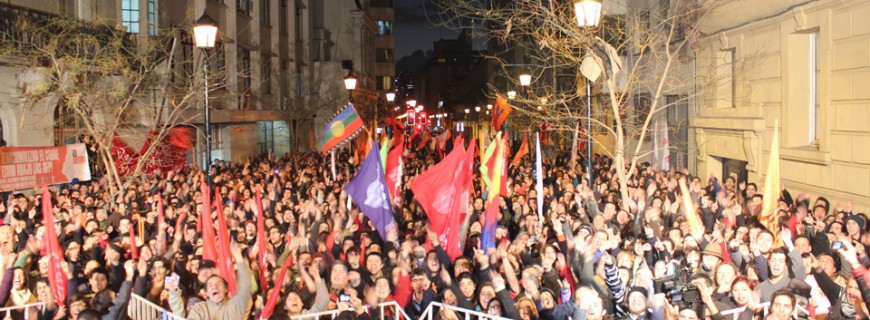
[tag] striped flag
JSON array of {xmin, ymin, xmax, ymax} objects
[{"xmin": 318, "ymin": 105, "xmax": 365, "ymax": 154}]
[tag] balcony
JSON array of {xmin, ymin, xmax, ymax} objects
[{"xmin": 0, "ymin": 2, "xmax": 135, "ymax": 59}]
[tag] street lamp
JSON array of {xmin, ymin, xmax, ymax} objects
[
  {"xmin": 575, "ymin": 0, "xmax": 602, "ymax": 188},
  {"xmin": 475, "ymin": 106, "xmax": 481, "ymax": 112},
  {"xmin": 574, "ymin": 0, "xmax": 603, "ymax": 27},
  {"xmin": 487, "ymin": 104, "xmax": 493, "ymax": 110},
  {"xmin": 193, "ymin": 11, "xmax": 218, "ymax": 187},
  {"xmin": 343, "ymin": 73, "xmax": 357, "ymax": 102},
  {"xmin": 507, "ymin": 91, "xmax": 517, "ymax": 100},
  {"xmin": 408, "ymin": 99, "xmax": 417, "ymax": 108},
  {"xmin": 385, "ymin": 92, "xmax": 396, "ymax": 103},
  {"xmin": 519, "ymin": 73, "xmax": 532, "ymax": 87}
]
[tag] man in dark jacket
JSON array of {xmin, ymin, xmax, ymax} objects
[{"xmin": 404, "ymin": 268, "xmax": 435, "ymax": 319}]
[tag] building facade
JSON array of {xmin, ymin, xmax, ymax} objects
[
  {"xmin": 692, "ymin": 0, "xmax": 870, "ymax": 211},
  {"xmin": 0, "ymin": 0, "xmax": 393, "ymax": 166}
]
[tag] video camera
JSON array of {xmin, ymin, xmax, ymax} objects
[{"xmin": 653, "ymin": 266, "xmax": 704, "ymax": 317}]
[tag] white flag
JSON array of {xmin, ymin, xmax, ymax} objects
[{"xmin": 535, "ymin": 133, "xmax": 544, "ymax": 222}]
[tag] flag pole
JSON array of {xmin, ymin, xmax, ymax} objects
[
  {"xmin": 535, "ymin": 132, "xmax": 544, "ymax": 223},
  {"xmin": 330, "ymin": 151, "xmax": 336, "ymax": 181}
]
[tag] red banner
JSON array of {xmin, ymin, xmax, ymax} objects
[{"xmin": 0, "ymin": 144, "xmax": 91, "ymax": 192}]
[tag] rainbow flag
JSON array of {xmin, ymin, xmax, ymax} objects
[{"xmin": 318, "ymin": 105, "xmax": 365, "ymax": 154}]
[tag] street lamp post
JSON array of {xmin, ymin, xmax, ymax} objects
[
  {"xmin": 385, "ymin": 92, "xmax": 395, "ymax": 132},
  {"xmin": 519, "ymin": 73, "xmax": 532, "ymax": 136},
  {"xmin": 193, "ymin": 12, "xmax": 218, "ymax": 187},
  {"xmin": 574, "ymin": 0, "xmax": 602, "ymax": 188}
]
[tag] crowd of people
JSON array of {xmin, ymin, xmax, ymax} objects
[{"xmin": 0, "ymin": 139, "xmax": 869, "ymax": 320}]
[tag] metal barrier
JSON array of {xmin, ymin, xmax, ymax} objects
[
  {"xmin": 128, "ymin": 293, "xmax": 185, "ymax": 320},
  {"xmin": 290, "ymin": 301, "xmax": 411, "ymax": 320},
  {"xmin": 0, "ymin": 302, "xmax": 46, "ymax": 319},
  {"xmin": 419, "ymin": 302, "xmax": 513, "ymax": 320}
]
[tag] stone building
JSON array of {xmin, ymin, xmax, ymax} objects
[
  {"xmin": 692, "ymin": 0, "xmax": 870, "ymax": 211},
  {"xmin": 0, "ymin": 0, "xmax": 394, "ymax": 165}
]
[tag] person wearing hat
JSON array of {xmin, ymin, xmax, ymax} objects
[
  {"xmin": 696, "ymin": 243, "xmax": 724, "ymax": 277},
  {"xmin": 846, "ymin": 214, "xmax": 865, "ymax": 242}
]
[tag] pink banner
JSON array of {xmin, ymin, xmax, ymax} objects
[{"xmin": 0, "ymin": 144, "xmax": 91, "ymax": 192}]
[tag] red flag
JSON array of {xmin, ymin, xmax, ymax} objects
[
  {"xmin": 128, "ymin": 219, "xmax": 139, "ymax": 260},
  {"xmin": 410, "ymin": 139, "xmax": 472, "ymax": 260},
  {"xmin": 458, "ymin": 139, "xmax": 476, "ymax": 222},
  {"xmin": 385, "ymin": 135, "xmax": 405, "ymax": 202},
  {"xmin": 213, "ymin": 193, "xmax": 238, "ymax": 295},
  {"xmin": 492, "ymin": 95, "xmax": 513, "ymax": 131},
  {"xmin": 199, "ymin": 180, "xmax": 218, "ymax": 263},
  {"xmin": 511, "ymin": 132, "xmax": 530, "ymax": 168},
  {"xmin": 41, "ymin": 186, "xmax": 69, "ymax": 306},
  {"xmin": 435, "ymin": 130, "xmax": 451, "ymax": 156},
  {"xmin": 259, "ymin": 256, "xmax": 293, "ymax": 320},
  {"xmin": 255, "ymin": 190, "xmax": 269, "ymax": 292}
]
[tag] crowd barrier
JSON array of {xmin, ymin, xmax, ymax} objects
[
  {"xmin": 128, "ymin": 293, "xmax": 185, "ymax": 320},
  {"xmin": 290, "ymin": 301, "xmax": 411, "ymax": 320},
  {"xmin": 0, "ymin": 302, "xmax": 45, "ymax": 319},
  {"xmin": 418, "ymin": 302, "xmax": 513, "ymax": 320}
]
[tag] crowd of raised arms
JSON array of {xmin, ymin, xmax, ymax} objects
[{"xmin": 0, "ymin": 143, "xmax": 868, "ymax": 320}]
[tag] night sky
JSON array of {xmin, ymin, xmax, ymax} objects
[{"xmin": 394, "ymin": 0, "xmax": 461, "ymax": 59}]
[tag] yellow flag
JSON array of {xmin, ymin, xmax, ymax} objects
[
  {"xmin": 679, "ymin": 179, "xmax": 704, "ymax": 239},
  {"xmin": 760, "ymin": 122, "xmax": 781, "ymax": 244}
]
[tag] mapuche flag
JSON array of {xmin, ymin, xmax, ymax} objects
[
  {"xmin": 318, "ymin": 105, "xmax": 365, "ymax": 154},
  {"xmin": 41, "ymin": 186, "xmax": 69, "ymax": 306},
  {"xmin": 344, "ymin": 142, "xmax": 398, "ymax": 244},
  {"xmin": 410, "ymin": 137, "xmax": 474, "ymax": 260}
]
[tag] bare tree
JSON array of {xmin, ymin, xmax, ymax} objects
[
  {"xmin": 0, "ymin": 16, "xmax": 217, "ymax": 199},
  {"xmin": 434, "ymin": 0, "xmax": 713, "ymax": 208}
]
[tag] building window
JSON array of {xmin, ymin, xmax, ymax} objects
[
  {"xmin": 209, "ymin": 125, "xmax": 223, "ymax": 151},
  {"xmin": 54, "ymin": 99, "xmax": 82, "ymax": 146},
  {"xmin": 121, "ymin": 0, "xmax": 140, "ymax": 33},
  {"xmin": 295, "ymin": 7, "xmax": 303, "ymax": 41},
  {"xmin": 809, "ymin": 31, "xmax": 819, "ymax": 146},
  {"xmin": 715, "ymin": 48, "xmax": 735, "ymax": 108},
  {"xmin": 239, "ymin": 49, "xmax": 251, "ymax": 109},
  {"xmin": 376, "ymin": 76, "xmax": 393, "ymax": 91},
  {"xmin": 237, "ymin": 0, "xmax": 251, "ymax": 15},
  {"xmin": 633, "ymin": 93, "xmax": 651, "ymax": 132},
  {"xmin": 262, "ymin": 57, "xmax": 272, "ymax": 95},
  {"xmin": 376, "ymin": 48, "xmax": 394, "ymax": 63},
  {"xmin": 260, "ymin": 0, "xmax": 270, "ymax": 25},
  {"xmin": 784, "ymin": 29, "xmax": 821, "ymax": 148},
  {"xmin": 279, "ymin": 0, "xmax": 287, "ymax": 34},
  {"xmin": 280, "ymin": 60, "xmax": 289, "ymax": 110},
  {"xmin": 148, "ymin": 0, "xmax": 156, "ymax": 35},
  {"xmin": 376, "ymin": 21, "xmax": 392, "ymax": 35}
]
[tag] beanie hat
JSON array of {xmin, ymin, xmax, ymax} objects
[{"xmin": 847, "ymin": 215, "xmax": 866, "ymax": 230}]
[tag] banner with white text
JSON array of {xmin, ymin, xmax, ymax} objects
[{"xmin": 0, "ymin": 144, "xmax": 91, "ymax": 192}]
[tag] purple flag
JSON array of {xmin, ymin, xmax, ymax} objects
[{"xmin": 344, "ymin": 142, "xmax": 397, "ymax": 244}]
